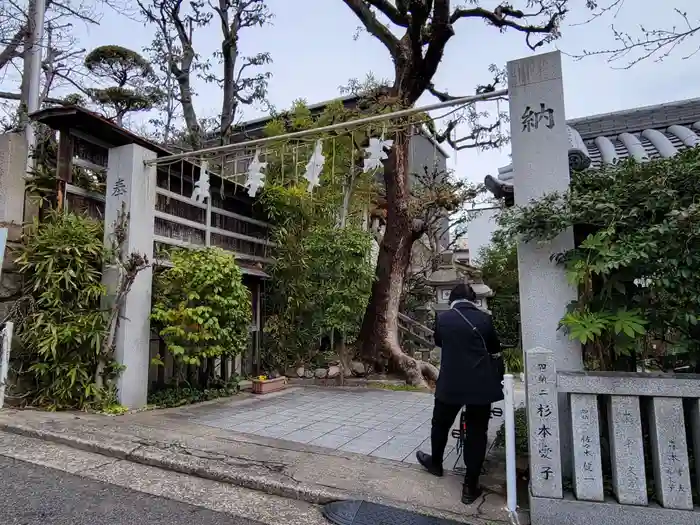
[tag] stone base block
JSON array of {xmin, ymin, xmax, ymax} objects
[{"xmin": 530, "ymin": 493, "xmax": 700, "ymax": 525}]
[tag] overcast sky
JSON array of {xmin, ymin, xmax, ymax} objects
[{"xmin": 9, "ymin": 0, "xmax": 700, "ymax": 184}]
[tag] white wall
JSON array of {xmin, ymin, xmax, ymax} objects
[
  {"xmin": 466, "ymin": 207, "xmax": 500, "ymax": 265},
  {"xmin": 409, "ymin": 132, "xmax": 450, "ymax": 249}
]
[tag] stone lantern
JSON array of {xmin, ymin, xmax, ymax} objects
[{"xmin": 425, "ymin": 253, "xmax": 493, "ymax": 313}]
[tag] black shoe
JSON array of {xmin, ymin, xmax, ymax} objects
[
  {"xmin": 461, "ymin": 485, "xmax": 483, "ymax": 505},
  {"xmin": 416, "ymin": 451, "xmax": 444, "ymax": 477}
]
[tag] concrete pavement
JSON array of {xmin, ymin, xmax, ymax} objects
[
  {"xmin": 0, "ymin": 432, "xmax": 326, "ymax": 525},
  {"xmin": 0, "ymin": 386, "xmax": 527, "ymax": 524},
  {"xmin": 0, "ymin": 455, "xmax": 265, "ymax": 525},
  {"xmin": 185, "ymin": 386, "xmax": 525, "ymax": 470}
]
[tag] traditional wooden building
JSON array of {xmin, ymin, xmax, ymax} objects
[
  {"xmin": 485, "ymin": 97, "xmax": 700, "ymax": 204},
  {"xmin": 29, "ymin": 106, "xmax": 272, "ymax": 379}
]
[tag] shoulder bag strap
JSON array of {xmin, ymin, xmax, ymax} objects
[
  {"xmin": 452, "ymin": 307, "xmax": 503, "ymax": 381},
  {"xmin": 452, "ymin": 307, "xmax": 488, "ymax": 354}
]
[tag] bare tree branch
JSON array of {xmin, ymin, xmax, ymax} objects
[
  {"xmin": 450, "ymin": 1, "xmax": 567, "ymax": 51},
  {"xmin": 341, "ymin": 0, "xmax": 399, "ymax": 58},
  {"xmin": 136, "ymin": 0, "xmax": 208, "ymax": 147},
  {"xmin": 427, "ymin": 64, "xmax": 508, "ymax": 152},
  {"xmin": 0, "ymin": 90, "xmax": 66, "ymax": 105},
  {"xmin": 211, "ymin": 0, "xmax": 272, "ymax": 142},
  {"xmin": 0, "ymin": 27, "xmax": 25, "ymax": 71},
  {"xmin": 570, "ymin": 4, "xmax": 700, "ymax": 68},
  {"xmin": 366, "ymin": 0, "xmax": 409, "ymax": 27}
]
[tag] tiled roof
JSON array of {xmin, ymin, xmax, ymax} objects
[{"xmin": 486, "ymin": 98, "xmax": 700, "ymax": 201}]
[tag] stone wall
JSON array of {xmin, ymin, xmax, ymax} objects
[
  {"xmin": 0, "ymin": 242, "xmax": 22, "ymax": 322},
  {"xmin": 0, "ymin": 133, "xmax": 28, "ymax": 324}
]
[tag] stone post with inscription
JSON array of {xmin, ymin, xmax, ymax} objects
[
  {"xmin": 648, "ymin": 397, "xmax": 693, "ymax": 509},
  {"xmin": 507, "ymin": 51, "xmax": 583, "ymax": 474},
  {"xmin": 607, "ymin": 396, "xmax": 647, "ymax": 505},
  {"xmin": 525, "ymin": 347, "xmax": 562, "ymax": 499},
  {"xmin": 104, "ymin": 144, "xmax": 156, "ymax": 409},
  {"xmin": 570, "ymin": 393, "xmax": 604, "ymax": 501}
]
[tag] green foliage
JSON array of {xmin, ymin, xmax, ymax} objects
[
  {"xmin": 494, "ymin": 406, "xmax": 529, "ymax": 456},
  {"xmin": 147, "ymin": 377, "xmax": 240, "ymax": 408},
  {"xmin": 84, "ymin": 45, "xmax": 163, "ymax": 122},
  {"xmin": 13, "ymin": 212, "xmax": 117, "ymax": 410},
  {"xmin": 101, "ymin": 403, "xmax": 129, "ymax": 416},
  {"xmin": 263, "ymin": 221, "xmax": 374, "ymax": 370},
  {"xmin": 151, "ymin": 247, "xmax": 252, "ymax": 366},
  {"xmin": 258, "ymin": 101, "xmax": 376, "ymax": 370},
  {"xmin": 502, "ymin": 347, "xmax": 524, "ymax": 374},
  {"xmin": 499, "ymin": 147, "xmax": 700, "ymax": 368},
  {"xmin": 559, "ymin": 306, "xmax": 646, "ymax": 344},
  {"xmin": 85, "ymin": 45, "xmax": 154, "ymax": 78},
  {"xmin": 478, "ymin": 235, "xmax": 522, "ymax": 372},
  {"xmin": 478, "ymin": 236, "xmax": 520, "ymax": 347},
  {"xmin": 305, "ymin": 226, "xmax": 374, "ymax": 336}
]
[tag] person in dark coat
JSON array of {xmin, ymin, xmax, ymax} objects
[{"xmin": 416, "ymin": 283, "xmax": 504, "ymax": 504}]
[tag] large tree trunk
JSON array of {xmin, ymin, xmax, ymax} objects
[{"xmin": 358, "ymin": 128, "xmax": 438, "ymax": 387}]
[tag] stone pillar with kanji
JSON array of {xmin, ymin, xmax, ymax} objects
[
  {"xmin": 103, "ymin": 144, "xmax": 156, "ymax": 409},
  {"xmin": 507, "ymin": 50, "xmax": 583, "ymax": 475}
]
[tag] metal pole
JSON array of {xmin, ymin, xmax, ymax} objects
[
  {"xmin": 0, "ymin": 321, "xmax": 14, "ymax": 409},
  {"xmin": 145, "ymin": 89, "xmax": 509, "ymax": 166},
  {"xmin": 503, "ymin": 373, "xmax": 518, "ymax": 518},
  {"xmin": 25, "ymin": 0, "xmax": 46, "ymax": 172}
]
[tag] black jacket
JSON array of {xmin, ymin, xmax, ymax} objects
[{"xmin": 434, "ymin": 301, "xmax": 504, "ymax": 406}]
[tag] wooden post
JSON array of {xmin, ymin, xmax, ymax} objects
[{"xmin": 56, "ymin": 129, "xmax": 73, "ymax": 212}]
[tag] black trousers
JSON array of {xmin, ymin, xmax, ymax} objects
[{"xmin": 430, "ymin": 399, "xmax": 491, "ymax": 489}]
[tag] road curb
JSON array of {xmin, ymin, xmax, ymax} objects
[{"xmin": 0, "ymin": 420, "xmax": 347, "ymax": 506}]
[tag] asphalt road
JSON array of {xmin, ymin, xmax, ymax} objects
[{"xmin": 0, "ymin": 456, "xmax": 264, "ymax": 525}]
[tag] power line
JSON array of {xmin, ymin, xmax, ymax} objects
[{"xmin": 145, "ymin": 89, "xmax": 509, "ymax": 166}]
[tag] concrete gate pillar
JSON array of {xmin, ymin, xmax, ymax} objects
[
  {"xmin": 104, "ymin": 144, "xmax": 156, "ymax": 409},
  {"xmin": 0, "ymin": 133, "xmax": 28, "ymax": 240},
  {"xmin": 507, "ymin": 51, "xmax": 583, "ymax": 475},
  {"xmin": 0, "ymin": 134, "xmax": 28, "ymax": 322}
]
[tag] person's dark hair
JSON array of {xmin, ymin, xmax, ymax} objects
[{"xmin": 448, "ymin": 283, "xmax": 476, "ymax": 303}]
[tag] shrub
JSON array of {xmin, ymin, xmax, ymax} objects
[
  {"xmin": 151, "ymin": 247, "xmax": 252, "ymax": 367},
  {"xmin": 498, "ymin": 148, "xmax": 700, "ymax": 369},
  {"xmin": 493, "ymin": 406, "xmax": 529, "ymax": 456},
  {"xmin": 13, "ymin": 212, "xmax": 117, "ymax": 410},
  {"xmin": 262, "ymin": 224, "xmax": 373, "ymax": 370},
  {"xmin": 147, "ymin": 376, "xmax": 240, "ymax": 408}
]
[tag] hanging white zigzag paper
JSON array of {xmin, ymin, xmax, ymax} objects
[
  {"xmin": 244, "ymin": 148, "xmax": 267, "ymax": 197},
  {"xmin": 303, "ymin": 139, "xmax": 325, "ymax": 191},
  {"xmin": 191, "ymin": 160, "xmax": 210, "ymax": 203},
  {"xmin": 363, "ymin": 136, "xmax": 394, "ymax": 173}
]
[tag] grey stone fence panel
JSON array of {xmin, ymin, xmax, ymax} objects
[
  {"xmin": 525, "ymin": 347, "xmax": 700, "ymax": 525},
  {"xmin": 558, "ymin": 371, "xmax": 700, "ymax": 397}
]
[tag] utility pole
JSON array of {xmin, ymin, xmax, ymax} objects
[{"xmin": 24, "ymin": 0, "xmax": 47, "ymax": 171}]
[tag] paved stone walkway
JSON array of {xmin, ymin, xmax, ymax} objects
[{"xmin": 192, "ymin": 387, "xmax": 524, "ymax": 470}]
